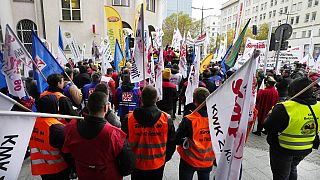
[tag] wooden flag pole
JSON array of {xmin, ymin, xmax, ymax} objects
[
  {"xmin": 0, "ymin": 110, "xmax": 84, "ymax": 120},
  {"xmin": 0, "ymin": 92, "xmax": 32, "ymax": 112}
]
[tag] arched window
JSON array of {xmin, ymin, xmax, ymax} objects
[{"xmin": 16, "ymin": 19, "xmax": 37, "ymax": 54}]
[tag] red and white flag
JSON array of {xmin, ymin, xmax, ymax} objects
[
  {"xmin": 206, "ymin": 51, "xmax": 258, "ymax": 180},
  {"xmin": 179, "ymin": 39, "xmax": 188, "ymax": 78},
  {"xmin": 155, "ymin": 47, "xmax": 164, "ymax": 100},
  {"xmin": 2, "ymin": 25, "xmax": 29, "ymax": 98},
  {"xmin": 185, "ymin": 46, "xmax": 200, "ymax": 105}
]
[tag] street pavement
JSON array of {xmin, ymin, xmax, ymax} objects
[{"xmin": 19, "ymin": 115, "xmax": 320, "ymax": 180}]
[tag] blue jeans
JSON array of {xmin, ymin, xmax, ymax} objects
[
  {"xmin": 269, "ymin": 147, "xmax": 307, "ymax": 180},
  {"xmin": 179, "ymin": 159, "xmax": 212, "ymax": 180}
]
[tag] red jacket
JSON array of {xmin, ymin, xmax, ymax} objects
[{"xmin": 256, "ymin": 86, "xmax": 279, "ymax": 124}]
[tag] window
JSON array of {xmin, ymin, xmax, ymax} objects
[
  {"xmin": 305, "ymin": 13, "xmax": 310, "ymax": 22},
  {"xmin": 315, "ymin": 0, "xmax": 319, "ymax": 6},
  {"xmin": 16, "ymin": 19, "xmax": 37, "ymax": 54},
  {"xmin": 274, "ymin": 0, "xmax": 277, "ymax": 5},
  {"xmin": 112, "ymin": 0, "xmax": 129, "ymax": 6},
  {"xmin": 263, "ymin": 13, "xmax": 266, "ymax": 19},
  {"xmin": 291, "ymin": 4, "xmax": 297, "ymax": 12},
  {"xmin": 297, "ymin": 2, "xmax": 302, "ymax": 11},
  {"xmin": 308, "ymin": 0, "xmax": 313, "ymax": 7},
  {"xmin": 254, "ymin": 16, "xmax": 257, "ymax": 22},
  {"xmin": 304, "ymin": 44, "xmax": 310, "ymax": 56},
  {"xmin": 314, "ymin": 44, "xmax": 320, "ymax": 58},
  {"xmin": 273, "ymin": 10, "xmax": 276, "ymax": 17},
  {"xmin": 271, "ymin": 0, "xmax": 273, "ymax": 6},
  {"xmin": 284, "ymin": 7, "xmax": 288, "ymax": 14},
  {"xmin": 13, "ymin": 0, "xmax": 33, "ymax": 2},
  {"xmin": 256, "ymin": 5, "xmax": 258, "ymax": 12},
  {"xmin": 0, "ymin": 25, "xmax": 3, "ymax": 51},
  {"xmin": 281, "ymin": 0, "xmax": 284, "ymax": 3},
  {"xmin": 269, "ymin": 11, "xmax": 272, "ymax": 18},
  {"xmin": 290, "ymin": 17, "xmax": 294, "ymax": 24},
  {"xmin": 296, "ymin": 16, "xmax": 300, "ymax": 24},
  {"xmin": 146, "ymin": 0, "xmax": 155, "ymax": 12},
  {"xmin": 302, "ymin": 31, "xmax": 306, "ymax": 38},
  {"xmin": 307, "ymin": 30, "xmax": 312, "ymax": 37},
  {"xmin": 261, "ymin": 4, "xmax": 264, "ymax": 10},
  {"xmin": 279, "ymin": 8, "xmax": 283, "ymax": 15},
  {"xmin": 292, "ymin": 32, "xmax": 297, "ymax": 38},
  {"xmin": 212, "ymin": 28, "xmax": 215, "ymax": 31},
  {"xmin": 61, "ymin": 0, "xmax": 81, "ymax": 21},
  {"xmin": 312, "ymin": 12, "xmax": 317, "ymax": 21}
]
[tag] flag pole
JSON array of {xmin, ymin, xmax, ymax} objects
[
  {"xmin": 264, "ymin": 23, "xmax": 273, "ymax": 74},
  {"xmin": 0, "ymin": 110, "xmax": 84, "ymax": 120},
  {"xmin": 0, "ymin": 92, "xmax": 31, "ymax": 112},
  {"xmin": 142, "ymin": 3, "xmax": 146, "ymax": 87}
]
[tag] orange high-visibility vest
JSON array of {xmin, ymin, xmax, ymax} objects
[
  {"xmin": 128, "ymin": 111, "xmax": 168, "ymax": 170},
  {"xmin": 29, "ymin": 117, "xmax": 68, "ymax": 175},
  {"xmin": 40, "ymin": 91, "xmax": 65, "ymax": 100},
  {"xmin": 177, "ymin": 111, "xmax": 215, "ymax": 168}
]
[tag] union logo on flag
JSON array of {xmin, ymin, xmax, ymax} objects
[{"xmin": 34, "ymin": 56, "xmax": 47, "ymax": 71}]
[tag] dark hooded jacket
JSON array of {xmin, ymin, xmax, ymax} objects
[{"xmin": 121, "ymin": 105, "xmax": 176, "ymax": 162}]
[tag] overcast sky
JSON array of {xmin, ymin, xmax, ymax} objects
[{"xmin": 192, "ymin": 0, "xmax": 227, "ymax": 20}]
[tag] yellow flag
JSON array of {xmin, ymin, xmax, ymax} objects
[
  {"xmin": 200, "ymin": 54, "xmax": 214, "ymax": 73},
  {"xmin": 105, "ymin": 6, "xmax": 125, "ymax": 61}
]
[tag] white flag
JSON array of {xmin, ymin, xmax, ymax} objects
[
  {"xmin": 179, "ymin": 39, "xmax": 188, "ymax": 78},
  {"xmin": 207, "ymin": 51, "xmax": 257, "ymax": 180},
  {"xmin": 56, "ymin": 47, "xmax": 68, "ymax": 66},
  {"xmin": 171, "ymin": 28, "xmax": 182, "ymax": 50},
  {"xmin": 0, "ymin": 92, "xmax": 16, "ymax": 110},
  {"xmin": 2, "ymin": 25, "xmax": 28, "ymax": 98},
  {"xmin": 185, "ymin": 46, "xmax": 200, "ymax": 105},
  {"xmin": 100, "ymin": 38, "xmax": 113, "ymax": 75},
  {"xmin": 149, "ymin": 55, "xmax": 155, "ymax": 86},
  {"xmin": 0, "ymin": 111, "xmax": 36, "ymax": 180},
  {"xmin": 63, "ymin": 31, "xmax": 82, "ymax": 63},
  {"xmin": 130, "ymin": 4, "xmax": 144, "ymax": 83},
  {"xmin": 155, "ymin": 47, "xmax": 164, "ymax": 100}
]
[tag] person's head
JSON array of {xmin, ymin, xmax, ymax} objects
[
  {"xmin": 282, "ymin": 69, "xmax": 290, "ymax": 78},
  {"xmin": 107, "ymin": 68, "xmax": 114, "ymax": 75},
  {"xmin": 141, "ymin": 85, "xmax": 158, "ymax": 106},
  {"xmin": 172, "ymin": 63, "xmax": 179, "ymax": 71},
  {"xmin": 94, "ymin": 83, "xmax": 109, "ymax": 96},
  {"xmin": 87, "ymin": 92, "xmax": 109, "ymax": 117},
  {"xmin": 193, "ymin": 87, "xmax": 210, "ymax": 107},
  {"xmin": 266, "ymin": 76, "xmax": 276, "ymax": 87},
  {"xmin": 28, "ymin": 70, "xmax": 33, "ymax": 78},
  {"xmin": 47, "ymin": 74, "xmax": 64, "ymax": 89},
  {"xmin": 266, "ymin": 69, "xmax": 274, "ymax": 76},
  {"xmin": 203, "ymin": 69, "xmax": 211, "ymax": 79},
  {"xmin": 288, "ymin": 77, "xmax": 313, "ymax": 99},
  {"xmin": 79, "ymin": 65, "xmax": 87, "ymax": 74},
  {"xmin": 64, "ymin": 68, "xmax": 73, "ymax": 81},
  {"xmin": 92, "ymin": 72, "xmax": 101, "ymax": 83},
  {"xmin": 121, "ymin": 74, "xmax": 131, "ymax": 86},
  {"xmin": 163, "ymin": 68, "xmax": 172, "ymax": 80}
]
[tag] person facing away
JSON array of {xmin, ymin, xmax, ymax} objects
[
  {"xmin": 156, "ymin": 68, "xmax": 178, "ymax": 118},
  {"xmin": 62, "ymin": 92, "xmax": 135, "ymax": 180},
  {"xmin": 115, "ymin": 74, "xmax": 141, "ymax": 123},
  {"xmin": 201, "ymin": 69, "xmax": 217, "ymax": 93},
  {"xmin": 276, "ymin": 69, "xmax": 292, "ymax": 102},
  {"xmin": 30, "ymin": 91, "xmax": 70, "ymax": 179},
  {"xmin": 121, "ymin": 85, "xmax": 176, "ymax": 180},
  {"xmin": 82, "ymin": 72, "xmax": 101, "ymax": 105},
  {"xmin": 37, "ymin": 73, "xmax": 78, "ymax": 116},
  {"xmin": 73, "ymin": 65, "xmax": 91, "ymax": 89},
  {"xmin": 264, "ymin": 77, "xmax": 320, "ymax": 180},
  {"xmin": 63, "ymin": 68, "xmax": 82, "ymax": 108},
  {"xmin": 253, "ymin": 76, "xmax": 279, "ymax": 136},
  {"xmin": 176, "ymin": 87, "xmax": 215, "ymax": 180}
]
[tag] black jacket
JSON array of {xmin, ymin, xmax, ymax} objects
[
  {"xmin": 156, "ymin": 80, "xmax": 178, "ymax": 112},
  {"xmin": 264, "ymin": 97, "xmax": 317, "ymax": 156},
  {"xmin": 202, "ymin": 78, "xmax": 217, "ymax": 93},
  {"xmin": 74, "ymin": 73, "xmax": 91, "ymax": 89},
  {"xmin": 275, "ymin": 76, "xmax": 292, "ymax": 98},
  {"xmin": 121, "ymin": 105, "xmax": 176, "ymax": 162}
]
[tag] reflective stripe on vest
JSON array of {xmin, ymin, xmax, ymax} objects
[
  {"xmin": 278, "ymin": 101, "xmax": 320, "ymax": 150},
  {"xmin": 30, "ymin": 148, "xmax": 60, "ymax": 156},
  {"xmin": 32, "ymin": 157, "xmax": 65, "ymax": 165},
  {"xmin": 177, "ymin": 111, "xmax": 215, "ymax": 168},
  {"xmin": 128, "ymin": 111, "xmax": 168, "ymax": 170}
]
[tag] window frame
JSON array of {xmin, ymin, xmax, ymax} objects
[
  {"xmin": 308, "ymin": 0, "xmax": 313, "ymax": 8},
  {"xmin": 311, "ymin": 12, "xmax": 317, "ymax": 21},
  {"xmin": 146, "ymin": 0, "xmax": 156, "ymax": 12},
  {"xmin": 112, "ymin": 0, "xmax": 130, "ymax": 7},
  {"xmin": 305, "ymin": 13, "xmax": 310, "ymax": 23},
  {"xmin": 60, "ymin": 0, "xmax": 82, "ymax": 21}
]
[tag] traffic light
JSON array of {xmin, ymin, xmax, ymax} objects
[
  {"xmin": 252, "ymin": 25, "xmax": 257, "ymax": 36},
  {"xmin": 275, "ymin": 41, "xmax": 289, "ymax": 51},
  {"xmin": 269, "ymin": 33, "xmax": 276, "ymax": 51}
]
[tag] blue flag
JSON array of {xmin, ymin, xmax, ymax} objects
[
  {"xmin": 58, "ymin": 26, "xmax": 64, "ymax": 50},
  {"xmin": 114, "ymin": 39, "xmax": 124, "ymax": 72},
  {"xmin": 220, "ymin": 45, "xmax": 233, "ymax": 74},
  {"xmin": 32, "ymin": 31, "xmax": 64, "ymax": 93},
  {"xmin": 125, "ymin": 36, "xmax": 131, "ymax": 60},
  {"xmin": 0, "ymin": 51, "xmax": 7, "ymax": 89}
]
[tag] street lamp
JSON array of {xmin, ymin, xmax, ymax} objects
[{"xmin": 191, "ymin": 6, "xmax": 215, "ymax": 35}]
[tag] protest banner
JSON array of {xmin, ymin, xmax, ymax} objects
[
  {"xmin": 105, "ymin": 6, "xmax": 125, "ymax": 59},
  {"xmin": 2, "ymin": 25, "xmax": 29, "ymax": 98},
  {"xmin": 63, "ymin": 31, "xmax": 82, "ymax": 63},
  {"xmin": 185, "ymin": 46, "xmax": 200, "ymax": 105},
  {"xmin": 155, "ymin": 47, "xmax": 164, "ymax": 100},
  {"xmin": 171, "ymin": 28, "xmax": 182, "ymax": 50},
  {"xmin": 100, "ymin": 37, "xmax": 113, "ymax": 75},
  {"xmin": 207, "ymin": 51, "xmax": 258, "ymax": 180},
  {"xmin": 179, "ymin": 39, "xmax": 188, "ymax": 78},
  {"xmin": 266, "ymin": 46, "xmax": 303, "ymax": 69}
]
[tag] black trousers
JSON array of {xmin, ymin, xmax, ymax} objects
[
  {"xmin": 40, "ymin": 168, "xmax": 70, "ymax": 180},
  {"xmin": 131, "ymin": 165, "xmax": 165, "ymax": 180},
  {"xmin": 269, "ymin": 147, "xmax": 307, "ymax": 180},
  {"xmin": 179, "ymin": 159, "xmax": 212, "ymax": 180}
]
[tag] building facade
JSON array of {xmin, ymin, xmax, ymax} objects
[
  {"xmin": 220, "ymin": 0, "xmax": 320, "ymax": 58},
  {"xmin": 162, "ymin": 0, "xmax": 192, "ymax": 20},
  {"xmin": 0, "ymin": 0, "xmax": 163, "ymax": 57},
  {"xmin": 203, "ymin": 15, "xmax": 221, "ymax": 46}
]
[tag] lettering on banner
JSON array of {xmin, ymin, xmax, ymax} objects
[
  {"xmin": 228, "ymin": 79, "xmax": 244, "ymax": 137},
  {"xmin": 0, "ymin": 135, "xmax": 18, "ymax": 176},
  {"xmin": 131, "ymin": 58, "xmax": 141, "ymax": 79},
  {"xmin": 212, "ymin": 104, "xmax": 223, "ymax": 136}
]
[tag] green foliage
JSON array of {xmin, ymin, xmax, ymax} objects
[{"xmin": 255, "ymin": 23, "xmax": 269, "ymax": 40}]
